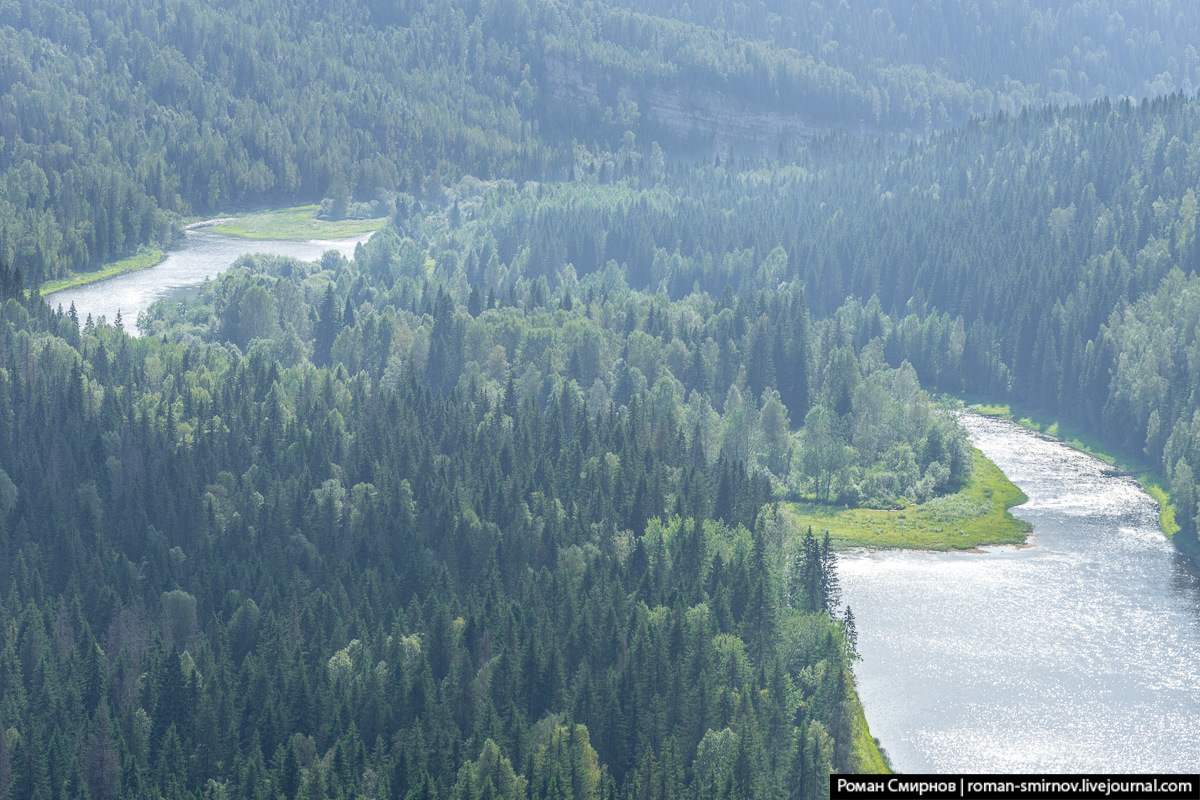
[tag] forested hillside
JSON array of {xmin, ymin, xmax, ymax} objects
[
  {"xmin": 336, "ymin": 92, "xmax": 1200, "ymax": 547},
  {"xmin": 6, "ymin": 0, "xmax": 1200, "ymax": 794},
  {"xmin": 5, "ymin": 0, "xmax": 1200, "ymax": 281},
  {"xmin": 0, "ymin": 280, "xmax": 878, "ymax": 798},
  {"xmin": 135, "ymin": 230, "xmax": 971, "ymax": 508}
]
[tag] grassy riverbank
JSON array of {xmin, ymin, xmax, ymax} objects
[
  {"xmin": 964, "ymin": 400, "xmax": 1185, "ymax": 547},
  {"xmin": 42, "ymin": 249, "xmax": 165, "ymax": 295},
  {"xmin": 202, "ymin": 205, "xmax": 385, "ymax": 239},
  {"xmin": 851, "ymin": 686, "xmax": 893, "ymax": 773},
  {"xmin": 784, "ymin": 448, "xmax": 1032, "ymax": 551},
  {"xmin": 43, "ymin": 206, "xmax": 381, "ymax": 297}
]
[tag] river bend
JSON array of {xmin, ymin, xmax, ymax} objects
[
  {"xmin": 47, "ymin": 229, "xmax": 372, "ymax": 333},
  {"xmin": 45, "ymin": 237, "xmax": 1200, "ymax": 770}
]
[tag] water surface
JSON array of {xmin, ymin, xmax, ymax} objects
[
  {"xmin": 841, "ymin": 415, "xmax": 1200, "ymax": 772},
  {"xmin": 47, "ymin": 229, "xmax": 372, "ymax": 332}
]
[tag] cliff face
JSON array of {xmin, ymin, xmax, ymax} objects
[{"xmin": 542, "ymin": 55, "xmax": 877, "ymax": 156}]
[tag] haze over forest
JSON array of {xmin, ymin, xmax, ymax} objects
[{"xmin": 1, "ymin": 0, "xmax": 1200, "ymax": 796}]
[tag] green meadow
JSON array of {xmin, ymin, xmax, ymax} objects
[
  {"xmin": 204, "ymin": 205, "xmax": 385, "ymax": 239},
  {"xmin": 785, "ymin": 448, "xmax": 1032, "ymax": 551}
]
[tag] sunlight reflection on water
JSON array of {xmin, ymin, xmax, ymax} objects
[
  {"xmin": 47, "ymin": 229, "xmax": 373, "ymax": 335},
  {"xmin": 841, "ymin": 415, "xmax": 1200, "ymax": 772}
]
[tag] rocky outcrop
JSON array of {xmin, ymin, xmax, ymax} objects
[{"xmin": 542, "ymin": 55, "xmax": 877, "ymax": 156}]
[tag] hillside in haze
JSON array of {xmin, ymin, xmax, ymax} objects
[
  {"xmin": 1, "ymin": 1, "xmax": 1200, "ymax": 797},
  {"xmin": 4, "ymin": 0, "xmax": 1200, "ymax": 279}
]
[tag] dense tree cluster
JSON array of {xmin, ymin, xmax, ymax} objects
[
  {"xmin": 343, "ymin": 93, "xmax": 1200, "ymax": 544},
  {"xmin": 0, "ymin": 282, "xmax": 873, "ymax": 798},
  {"xmin": 1094, "ymin": 270, "xmax": 1200, "ymax": 544},
  {"xmin": 599, "ymin": 0, "xmax": 1200, "ymax": 123},
  {"xmin": 136, "ymin": 218, "xmax": 971, "ymax": 508}
]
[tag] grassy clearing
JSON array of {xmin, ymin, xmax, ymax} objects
[
  {"xmin": 955, "ymin": 397, "xmax": 1185, "ymax": 544},
  {"xmin": 784, "ymin": 448, "xmax": 1031, "ymax": 551},
  {"xmin": 972, "ymin": 403, "xmax": 1010, "ymax": 417},
  {"xmin": 42, "ymin": 250, "xmax": 165, "ymax": 295},
  {"xmin": 203, "ymin": 205, "xmax": 385, "ymax": 239}
]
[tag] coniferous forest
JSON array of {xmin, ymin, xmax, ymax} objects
[{"xmin": 3, "ymin": 0, "xmax": 1200, "ymax": 796}]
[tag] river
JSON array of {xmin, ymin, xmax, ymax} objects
[
  {"xmin": 841, "ymin": 414, "xmax": 1200, "ymax": 773},
  {"xmin": 46, "ymin": 229, "xmax": 373, "ymax": 333},
  {"xmin": 43, "ymin": 233, "xmax": 1200, "ymax": 771}
]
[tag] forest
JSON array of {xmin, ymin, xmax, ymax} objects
[
  {"xmin": 5, "ymin": 0, "xmax": 1200, "ymax": 279},
  {"xmin": 335, "ymin": 91, "xmax": 1200, "ymax": 547},
  {"xmin": 3, "ymin": 0, "xmax": 1200, "ymax": 796},
  {"xmin": 0, "ymin": 269, "xmax": 900, "ymax": 798}
]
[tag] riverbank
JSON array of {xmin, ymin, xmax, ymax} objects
[
  {"xmin": 851, "ymin": 683, "xmax": 892, "ymax": 773},
  {"xmin": 199, "ymin": 204, "xmax": 386, "ymax": 239},
  {"xmin": 44, "ymin": 205, "xmax": 382, "ymax": 299},
  {"xmin": 784, "ymin": 447, "xmax": 1032, "ymax": 551},
  {"xmin": 839, "ymin": 414, "xmax": 1200, "ymax": 772},
  {"xmin": 961, "ymin": 399, "xmax": 1191, "ymax": 556},
  {"xmin": 42, "ymin": 249, "xmax": 166, "ymax": 295}
]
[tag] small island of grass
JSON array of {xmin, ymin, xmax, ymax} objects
[
  {"xmin": 785, "ymin": 447, "xmax": 1032, "ymax": 551},
  {"xmin": 201, "ymin": 204, "xmax": 385, "ymax": 239}
]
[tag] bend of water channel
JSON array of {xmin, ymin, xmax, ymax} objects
[
  {"xmin": 841, "ymin": 414, "xmax": 1200, "ymax": 773},
  {"xmin": 46, "ymin": 229, "xmax": 373, "ymax": 333}
]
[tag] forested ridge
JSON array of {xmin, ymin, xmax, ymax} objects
[{"xmin": 6, "ymin": 0, "xmax": 1200, "ymax": 280}]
